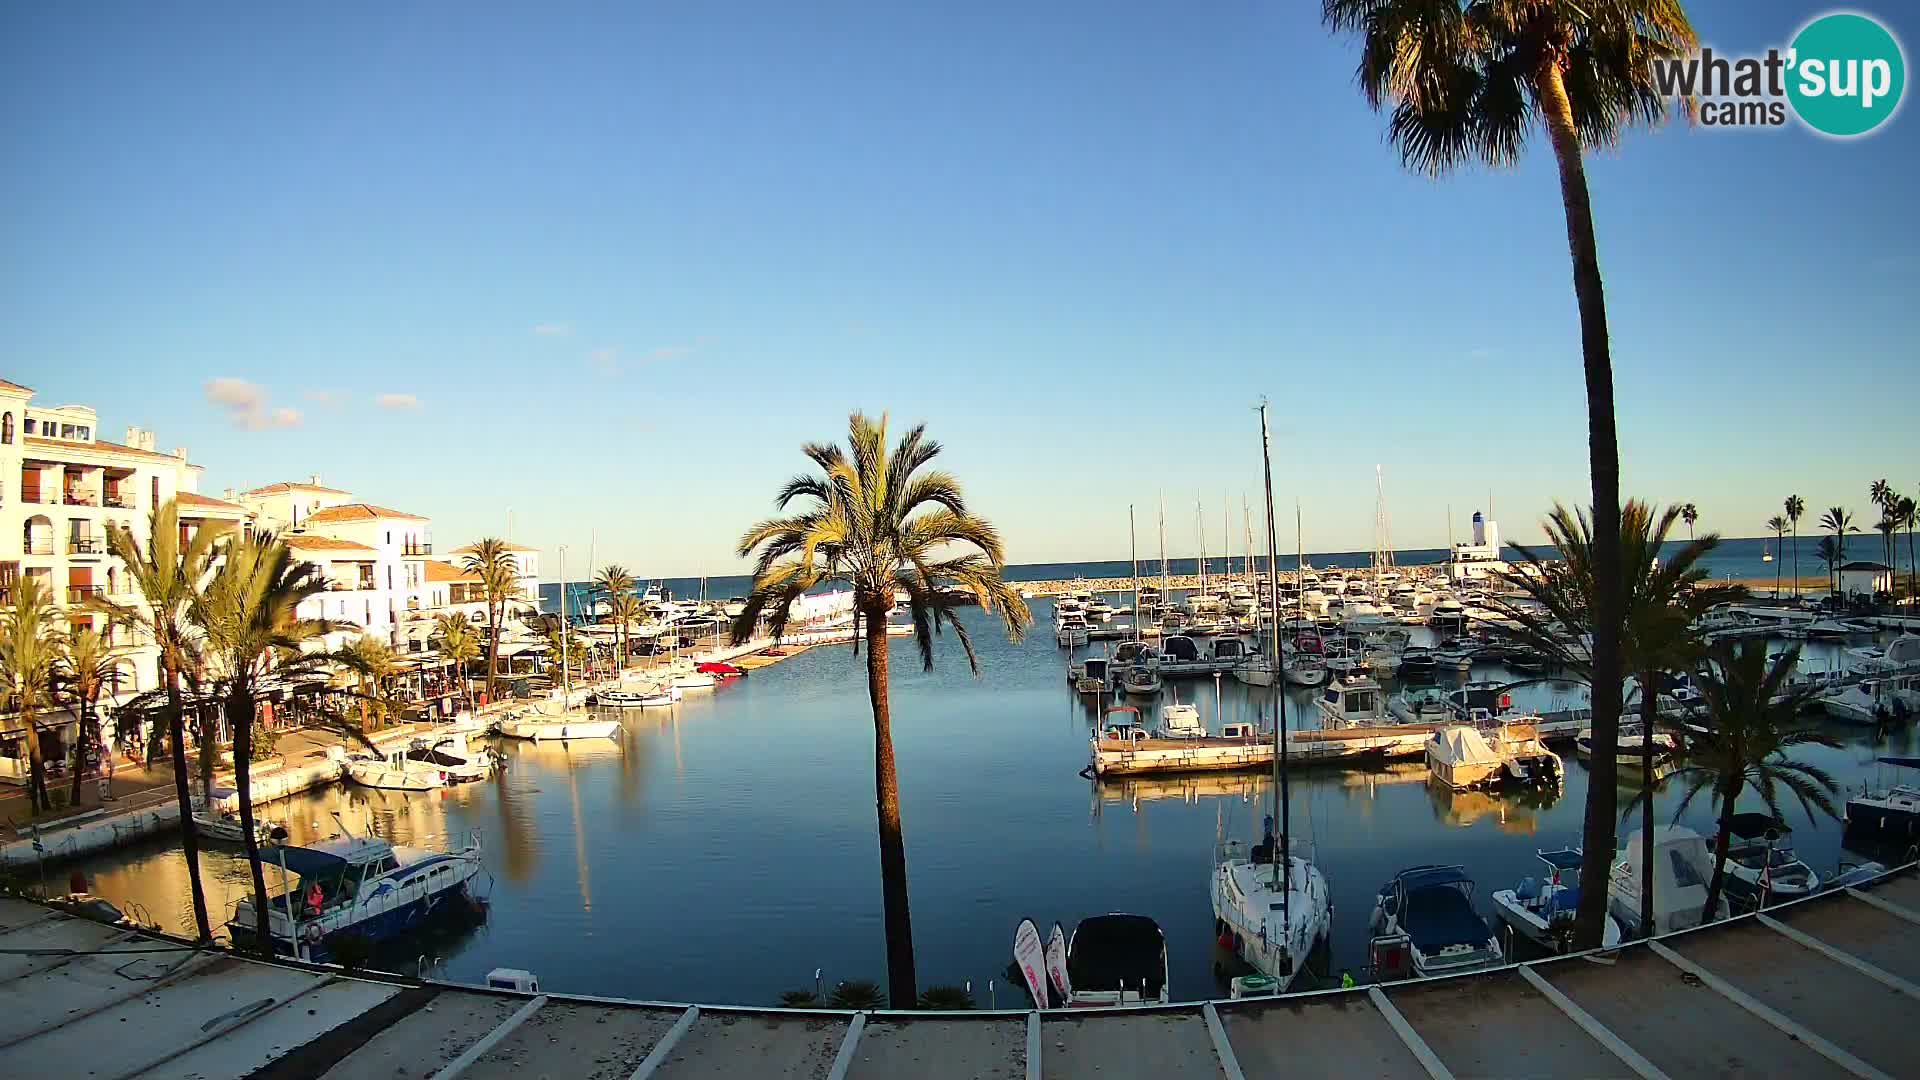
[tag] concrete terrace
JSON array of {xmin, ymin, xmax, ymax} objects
[{"xmin": 3, "ymin": 868, "xmax": 1918, "ymax": 1079}]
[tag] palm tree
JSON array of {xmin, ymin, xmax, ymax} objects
[
  {"xmin": 54, "ymin": 626, "xmax": 119, "ymax": 807},
  {"xmin": 1319, "ymin": 0, "xmax": 1697, "ymax": 950},
  {"xmin": 434, "ymin": 614, "xmax": 481, "ymax": 714},
  {"xmin": 1816, "ymin": 536, "xmax": 1842, "ymax": 596},
  {"xmin": 1765, "ymin": 515, "xmax": 1787, "ymax": 599},
  {"xmin": 96, "ymin": 499, "xmax": 222, "ymax": 942},
  {"xmin": 0, "ymin": 578, "xmax": 62, "ymax": 813},
  {"xmin": 1679, "ymin": 503, "xmax": 1699, "ymax": 540},
  {"xmin": 1819, "ymin": 507, "xmax": 1857, "ymax": 594},
  {"xmin": 606, "ymin": 594, "xmax": 645, "ymax": 676},
  {"xmin": 339, "ymin": 635, "xmax": 400, "ymax": 730},
  {"xmin": 1869, "ymin": 481, "xmax": 1897, "ymax": 584},
  {"xmin": 462, "ymin": 539, "xmax": 518, "ymax": 703},
  {"xmin": 594, "ymin": 565, "xmax": 636, "ymax": 674},
  {"xmin": 1875, "ymin": 514, "xmax": 1900, "ymax": 600},
  {"xmin": 1491, "ymin": 501, "xmax": 1736, "ymax": 939},
  {"xmin": 1650, "ymin": 641, "xmax": 1840, "ymax": 921},
  {"xmin": 730, "ymin": 412, "xmax": 1031, "ymax": 1005},
  {"xmin": 1897, "ymin": 495, "xmax": 1918, "ymax": 601},
  {"xmin": 1785, "ymin": 495, "xmax": 1806, "ymax": 599},
  {"xmin": 194, "ymin": 531, "xmax": 335, "ymax": 953}
]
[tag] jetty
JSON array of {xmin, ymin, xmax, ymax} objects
[
  {"xmin": 1090, "ymin": 711, "xmax": 1594, "ymax": 778},
  {"xmin": 5, "ymin": 860, "xmax": 1918, "ymax": 1077}
]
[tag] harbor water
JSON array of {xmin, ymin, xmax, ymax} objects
[{"xmin": 65, "ymin": 596, "xmax": 1917, "ymax": 1006}]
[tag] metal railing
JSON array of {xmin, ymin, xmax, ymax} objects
[
  {"xmin": 62, "ymin": 493, "xmax": 100, "ymax": 507},
  {"xmin": 68, "ymin": 538, "xmax": 104, "ymax": 555},
  {"xmin": 104, "ymin": 493, "xmax": 136, "ymax": 509},
  {"xmin": 24, "ymin": 541, "xmax": 53, "ymax": 556},
  {"xmin": 66, "ymin": 585, "xmax": 101, "ymax": 603},
  {"xmin": 403, "ymin": 543, "xmax": 434, "ymax": 556}
]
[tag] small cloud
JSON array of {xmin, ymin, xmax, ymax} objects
[
  {"xmin": 589, "ymin": 346, "xmax": 621, "ymax": 374},
  {"xmin": 375, "ymin": 393, "xmax": 421, "ymax": 410},
  {"xmin": 302, "ymin": 389, "xmax": 341, "ymax": 407},
  {"xmin": 534, "ymin": 323, "xmax": 572, "ymax": 337},
  {"xmin": 205, "ymin": 378, "xmax": 301, "ymax": 430}
]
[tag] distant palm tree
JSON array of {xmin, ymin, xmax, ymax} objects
[
  {"xmin": 1820, "ymin": 507, "xmax": 1857, "ymax": 594},
  {"xmin": 594, "ymin": 565, "xmax": 636, "ymax": 672},
  {"xmin": 1875, "ymin": 514, "xmax": 1900, "ymax": 599},
  {"xmin": 0, "ymin": 579, "xmax": 62, "ymax": 813},
  {"xmin": 54, "ymin": 626, "xmax": 119, "ymax": 807},
  {"xmin": 1785, "ymin": 495, "xmax": 1806, "ymax": 599},
  {"xmin": 96, "ymin": 499, "xmax": 223, "ymax": 942},
  {"xmin": 1680, "ymin": 503, "xmax": 1699, "ymax": 540},
  {"xmin": 1898, "ymin": 495, "xmax": 1918, "ymax": 601},
  {"xmin": 1816, "ymin": 536, "xmax": 1843, "ymax": 596},
  {"xmin": 434, "ymin": 614, "xmax": 481, "ymax": 714},
  {"xmin": 461, "ymin": 539, "xmax": 519, "ymax": 703},
  {"xmin": 1648, "ymin": 641, "xmax": 1839, "ymax": 921},
  {"xmin": 731, "ymin": 412, "xmax": 1031, "ymax": 1005},
  {"xmin": 1765, "ymin": 515, "xmax": 1787, "ymax": 599},
  {"xmin": 339, "ymin": 635, "xmax": 401, "ymax": 729},
  {"xmin": 1869, "ymin": 481, "xmax": 1898, "ymax": 582},
  {"xmin": 1492, "ymin": 501, "xmax": 1737, "ymax": 937},
  {"xmin": 195, "ymin": 531, "xmax": 335, "ymax": 953},
  {"xmin": 606, "ymin": 594, "xmax": 645, "ymax": 675},
  {"xmin": 1319, "ymin": 0, "xmax": 1697, "ymax": 951}
]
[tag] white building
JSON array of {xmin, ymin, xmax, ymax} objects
[
  {"xmin": 1, "ymin": 378, "xmax": 245, "ymax": 778},
  {"xmin": 1837, "ymin": 561, "xmax": 1893, "ymax": 600}
]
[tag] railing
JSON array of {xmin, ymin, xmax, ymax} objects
[
  {"xmin": 24, "ymin": 541, "xmax": 53, "ymax": 556},
  {"xmin": 67, "ymin": 585, "xmax": 101, "ymax": 603},
  {"xmin": 20, "ymin": 491, "xmax": 52, "ymax": 505},
  {"xmin": 62, "ymin": 493, "xmax": 100, "ymax": 507},
  {"xmin": 104, "ymin": 493, "xmax": 135, "ymax": 509},
  {"xmin": 67, "ymin": 538, "xmax": 104, "ymax": 555},
  {"xmin": 402, "ymin": 543, "xmax": 433, "ymax": 556}
]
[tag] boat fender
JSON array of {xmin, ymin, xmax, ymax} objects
[{"xmin": 304, "ymin": 922, "xmax": 323, "ymax": 945}]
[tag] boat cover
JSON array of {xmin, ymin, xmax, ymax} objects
[
  {"xmin": 1430, "ymin": 728, "xmax": 1500, "ymax": 770},
  {"xmin": 1066, "ymin": 914, "xmax": 1167, "ymax": 997},
  {"xmin": 271, "ymin": 846, "xmax": 351, "ymax": 880},
  {"xmin": 1725, "ymin": 812, "xmax": 1791, "ymax": 840},
  {"xmin": 1537, "ymin": 849, "xmax": 1583, "ymax": 873},
  {"xmin": 1876, "ymin": 757, "xmax": 1920, "ymax": 769},
  {"xmin": 1404, "ymin": 882, "xmax": 1490, "ymax": 953}
]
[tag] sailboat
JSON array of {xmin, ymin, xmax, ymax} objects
[
  {"xmin": 1763, "ymin": 542, "xmax": 1774, "ymax": 564},
  {"xmin": 493, "ymin": 547, "xmax": 619, "ymax": 742},
  {"xmin": 1210, "ymin": 402, "xmax": 1332, "ymax": 994}
]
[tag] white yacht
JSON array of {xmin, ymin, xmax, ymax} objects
[
  {"xmin": 1425, "ymin": 721, "xmax": 1562, "ymax": 791},
  {"xmin": 191, "ymin": 798, "xmax": 275, "ymax": 845},
  {"xmin": 1159, "ymin": 698, "xmax": 1203, "ymax": 738},
  {"xmin": 1055, "ymin": 610, "xmax": 1091, "ymax": 647},
  {"xmin": 337, "ymin": 748, "xmax": 446, "ymax": 792},
  {"xmin": 1212, "ymin": 833, "xmax": 1331, "ymax": 992},
  {"xmin": 405, "ymin": 731, "xmax": 495, "ymax": 783},
  {"xmin": 1608, "ymin": 826, "xmax": 1720, "ymax": 937},
  {"xmin": 1388, "ymin": 686, "xmax": 1454, "ymax": 725},
  {"xmin": 1817, "ymin": 675, "xmax": 1920, "ymax": 725},
  {"xmin": 1315, "ymin": 675, "xmax": 1391, "ymax": 729},
  {"xmin": 492, "ymin": 709, "xmax": 620, "ymax": 741},
  {"xmin": 1232, "ymin": 654, "xmax": 1276, "ymax": 687},
  {"xmin": 1718, "ymin": 814, "xmax": 1819, "ymax": 904}
]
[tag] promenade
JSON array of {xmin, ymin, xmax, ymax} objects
[{"xmin": 3, "ymin": 862, "xmax": 1916, "ymax": 1078}]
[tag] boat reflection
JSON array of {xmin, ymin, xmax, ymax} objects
[
  {"xmin": 1093, "ymin": 772, "xmax": 1269, "ymax": 816},
  {"xmin": 1426, "ymin": 778, "xmax": 1561, "ymax": 833}
]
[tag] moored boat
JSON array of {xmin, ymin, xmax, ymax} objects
[
  {"xmin": 1718, "ymin": 813, "xmax": 1819, "ymax": 905},
  {"xmin": 1490, "ymin": 848, "xmax": 1623, "ymax": 953},
  {"xmin": 1368, "ymin": 865, "xmax": 1504, "ymax": 980},
  {"xmin": 491, "ymin": 711, "xmax": 621, "ymax": 741},
  {"xmin": 338, "ymin": 748, "xmax": 447, "ymax": 792}
]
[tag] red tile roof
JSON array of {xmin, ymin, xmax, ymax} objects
[
  {"xmin": 450, "ymin": 541, "xmax": 538, "ymax": 553},
  {"xmin": 284, "ymin": 535, "xmax": 377, "ymax": 553},
  {"xmin": 241, "ymin": 481, "xmax": 354, "ymax": 497},
  {"xmin": 175, "ymin": 491, "xmax": 247, "ymax": 513},
  {"xmin": 23, "ymin": 436, "xmax": 183, "ymax": 463},
  {"xmin": 298, "ymin": 503, "xmax": 426, "ymax": 524},
  {"xmin": 0, "ymin": 378, "xmax": 32, "ymax": 394},
  {"xmin": 423, "ymin": 560, "xmax": 480, "ymax": 583}
]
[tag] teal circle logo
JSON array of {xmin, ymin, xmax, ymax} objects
[{"xmin": 1787, "ymin": 12, "xmax": 1906, "ymax": 137}]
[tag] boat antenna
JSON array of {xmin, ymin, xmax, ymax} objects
[
  {"xmin": 1129, "ymin": 504, "xmax": 1141, "ymax": 645},
  {"xmin": 1259, "ymin": 400, "xmax": 1290, "ymax": 910}
]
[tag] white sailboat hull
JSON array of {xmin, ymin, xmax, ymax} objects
[{"xmin": 1211, "ymin": 854, "xmax": 1331, "ymax": 992}]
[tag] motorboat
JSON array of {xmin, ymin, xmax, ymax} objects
[
  {"xmin": 1055, "ymin": 610, "xmax": 1091, "ymax": 648},
  {"xmin": 1368, "ymin": 865, "xmax": 1503, "ymax": 980},
  {"xmin": 638, "ymin": 685, "xmax": 684, "ymax": 708},
  {"xmin": 1085, "ymin": 597, "xmax": 1116, "ymax": 623},
  {"xmin": 1490, "ymin": 849, "xmax": 1624, "ymax": 953},
  {"xmin": 695, "ymin": 661, "xmax": 746, "ymax": 678},
  {"xmin": 228, "ymin": 830, "xmax": 485, "ymax": 963},
  {"xmin": 1846, "ymin": 756, "xmax": 1920, "ymax": 853},
  {"xmin": 1575, "ymin": 723, "xmax": 1678, "ymax": 763},
  {"xmin": 336, "ymin": 748, "xmax": 447, "ymax": 792},
  {"xmin": 1608, "ymin": 825, "xmax": 1720, "ymax": 937},
  {"xmin": 1232, "ymin": 654, "xmax": 1276, "ymax": 687},
  {"xmin": 1076, "ymin": 657, "xmax": 1112, "ymax": 696},
  {"xmin": 671, "ymin": 670, "xmax": 718, "ymax": 690},
  {"xmin": 1314, "ymin": 675, "xmax": 1390, "ymax": 729},
  {"xmin": 1397, "ymin": 646, "xmax": 1438, "ymax": 680},
  {"xmin": 1388, "ymin": 686, "xmax": 1454, "ymax": 725},
  {"xmin": 1209, "ymin": 637, "xmax": 1251, "ymax": 665},
  {"xmin": 406, "ymin": 731, "xmax": 495, "ymax": 783},
  {"xmin": 191, "ymin": 796, "xmax": 275, "ymax": 845},
  {"xmin": 1425, "ymin": 721, "xmax": 1561, "ymax": 791},
  {"xmin": 594, "ymin": 688, "xmax": 653, "ymax": 708},
  {"xmin": 1717, "ymin": 813, "xmax": 1819, "ymax": 905},
  {"xmin": 1119, "ymin": 659, "xmax": 1163, "ymax": 696},
  {"xmin": 1817, "ymin": 675, "xmax": 1920, "ymax": 726},
  {"xmin": 1159, "ymin": 698, "xmax": 1204, "ymax": 738},
  {"xmin": 491, "ymin": 710, "xmax": 621, "ymax": 741},
  {"xmin": 1283, "ymin": 651, "xmax": 1330, "ymax": 688},
  {"xmin": 1211, "ymin": 830, "xmax": 1332, "ymax": 992},
  {"xmin": 1059, "ymin": 913, "xmax": 1172, "ymax": 1006},
  {"xmin": 1365, "ymin": 648, "xmax": 1403, "ymax": 678}
]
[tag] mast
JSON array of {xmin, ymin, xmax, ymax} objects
[
  {"xmin": 1243, "ymin": 498, "xmax": 1254, "ymax": 592},
  {"xmin": 1159, "ymin": 495, "xmax": 1168, "ymax": 600},
  {"xmin": 559, "ymin": 545, "xmax": 571, "ymax": 702},
  {"xmin": 1129, "ymin": 505, "xmax": 1141, "ymax": 644},
  {"xmin": 1259, "ymin": 402, "xmax": 1290, "ymax": 909},
  {"xmin": 1197, "ymin": 502, "xmax": 1206, "ymax": 596},
  {"xmin": 1296, "ymin": 502, "xmax": 1306, "ymax": 625}
]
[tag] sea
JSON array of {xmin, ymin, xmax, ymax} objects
[
  {"xmin": 68, "ymin": 585, "xmax": 1917, "ymax": 1008},
  {"xmin": 538, "ymin": 536, "xmax": 1800, "ymax": 614}
]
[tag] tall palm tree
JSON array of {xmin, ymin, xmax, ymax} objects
[
  {"xmin": 730, "ymin": 412, "xmax": 1031, "ymax": 1004},
  {"xmin": 1869, "ymin": 481, "xmax": 1897, "ymax": 582},
  {"xmin": 434, "ymin": 613, "xmax": 481, "ymax": 714},
  {"xmin": 1897, "ymin": 495, "xmax": 1918, "ymax": 602},
  {"xmin": 606, "ymin": 594, "xmax": 645, "ymax": 676},
  {"xmin": 462, "ymin": 539, "xmax": 518, "ymax": 703},
  {"xmin": 1765, "ymin": 515, "xmax": 1787, "ymax": 599},
  {"xmin": 1816, "ymin": 536, "xmax": 1842, "ymax": 596},
  {"xmin": 594, "ymin": 565, "xmax": 636, "ymax": 674},
  {"xmin": 54, "ymin": 626, "xmax": 119, "ymax": 807},
  {"xmin": 0, "ymin": 579, "xmax": 62, "ymax": 813},
  {"xmin": 96, "ymin": 499, "xmax": 222, "ymax": 942},
  {"xmin": 194, "ymin": 531, "xmax": 335, "ymax": 953},
  {"xmin": 1785, "ymin": 495, "xmax": 1806, "ymax": 599},
  {"xmin": 1679, "ymin": 503, "xmax": 1699, "ymax": 540},
  {"xmin": 1875, "ymin": 514, "xmax": 1900, "ymax": 600},
  {"xmin": 1491, "ymin": 501, "xmax": 1736, "ymax": 939},
  {"xmin": 1651, "ymin": 641, "xmax": 1839, "ymax": 921},
  {"xmin": 339, "ymin": 635, "xmax": 400, "ymax": 730},
  {"xmin": 1819, "ymin": 507, "xmax": 1857, "ymax": 595},
  {"xmin": 1319, "ymin": 1, "xmax": 1697, "ymax": 950}
]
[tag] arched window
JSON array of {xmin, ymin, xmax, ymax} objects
[{"xmin": 1, "ymin": 412, "xmax": 11, "ymax": 443}]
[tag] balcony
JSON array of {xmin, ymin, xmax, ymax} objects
[
  {"xmin": 68, "ymin": 538, "xmax": 105, "ymax": 556},
  {"xmin": 62, "ymin": 493, "xmax": 101, "ymax": 508},
  {"xmin": 66, "ymin": 585, "xmax": 101, "ymax": 604},
  {"xmin": 105, "ymin": 492, "xmax": 136, "ymax": 510},
  {"xmin": 402, "ymin": 542, "xmax": 433, "ymax": 556},
  {"xmin": 24, "ymin": 541, "xmax": 53, "ymax": 557}
]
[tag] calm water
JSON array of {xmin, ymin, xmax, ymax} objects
[{"xmin": 71, "ymin": 598, "xmax": 1917, "ymax": 1006}]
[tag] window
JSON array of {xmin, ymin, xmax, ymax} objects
[
  {"xmin": 1, "ymin": 413, "xmax": 10, "ymax": 443},
  {"xmin": 151, "ymin": 476, "xmax": 159, "ymax": 506},
  {"xmin": 77, "ymin": 426, "xmax": 89, "ymax": 440},
  {"xmin": 1669, "ymin": 848, "xmax": 1706, "ymax": 889},
  {"xmin": 23, "ymin": 418, "xmax": 34, "ymax": 434},
  {"xmin": 386, "ymin": 531, "xmax": 392, "ymax": 544}
]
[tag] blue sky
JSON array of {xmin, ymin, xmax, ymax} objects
[{"xmin": 4, "ymin": 1, "xmax": 1915, "ymax": 575}]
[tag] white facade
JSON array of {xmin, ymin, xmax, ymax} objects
[{"xmin": 1838, "ymin": 561, "xmax": 1893, "ymax": 599}]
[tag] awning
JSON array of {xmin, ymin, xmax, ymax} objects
[
  {"xmin": 269, "ymin": 845, "xmax": 349, "ymax": 879},
  {"xmin": 498, "ymin": 642, "xmax": 548, "ymax": 658}
]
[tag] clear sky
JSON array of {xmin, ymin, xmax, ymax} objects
[{"xmin": 4, "ymin": 1, "xmax": 1915, "ymax": 575}]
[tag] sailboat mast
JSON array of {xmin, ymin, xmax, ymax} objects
[
  {"xmin": 1159, "ymin": 495, "xmax": 1168, "ymax": 599},
  {"xmin": 1259, "ymin": 403, "xmax": 1290, "ymax": 907},
  {"xmin": 1243, "ymin": 499, "xmax": 1253, "ymax": 592},
  {"xmin": 1197, "ymin": 502, "xmax": 1206, "ymax": 595},
  {"xmin": 1129, "ymin": 505, "xmax": 1141, "ymax": 644},
  {"xmin": 560, "ymin": 545, "xmax": 571, "ymax": 701},
  {"xmin": 1296, "ymin": 502, "xmax": 1306, "ymax": 625}
]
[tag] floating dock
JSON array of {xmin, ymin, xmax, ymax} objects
[
  {"xmin": 4, "ymin": 862, "xmax": 1917, "ymax": 1077},
  {"xmin": 1090, "ymin": 714, "xmax": 1591, "ymax": 778}
]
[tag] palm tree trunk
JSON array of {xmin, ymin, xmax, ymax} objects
[
  {"xmin": 165, "ymin": 664, "xmax": 213, "ymax": 942},
  {"xmin": 1640, "ymin": 671, "xmax": 1658, "ymax": 935},
  {"xmin": 1791, "ymin": 526, "xmax": 1799, "ymax": 598},
  {"xmin": 68, "ymin": 702, "xmax": 94, "ymax": 807},
  {"xmin": 1701, "ymin": 778, "xmax": 1739, "ymax": 927},
  {"xmin": 229, "ymin": 685, "xmax": 273, "ymax": 954},
  {"xmin": 1538, "ymin": 57, "xmax": 1625, "ymax": 952},
  {"xmin": 1907, "ymin": 525, "xmax": 1915, "ymax": 601},
  {"xmin": 485, "ymin": 604, "xmax": 500, "ymax": 705},
  {"xmin": 1774, "ymin": 532, "xmax": 1782, "ymax": 599},
  {"xmin": 862, "ymin": 598, "xmax": 916, "ymax": 1006},
  {"xmin": 21, "ymin": 701, "xmax": 46, "ymax": 813}
]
